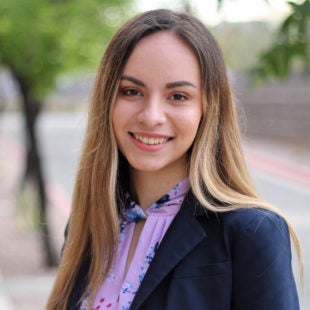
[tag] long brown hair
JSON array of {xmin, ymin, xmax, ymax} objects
[{"xmin": 47, "ymin": 9, "xmax": 302, "ymax": 309}]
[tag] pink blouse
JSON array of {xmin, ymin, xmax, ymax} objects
[{"xmin": 80, "ymin": 178, "xmax": 190, "ymax": 310}]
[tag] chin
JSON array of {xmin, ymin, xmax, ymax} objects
[{"xmin": 130, "ymin": 164, "xmax": 163, "ymax": 173}]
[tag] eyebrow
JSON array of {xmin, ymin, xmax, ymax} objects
[
  {"xmin": 121, "ymin": 75, "xmax": 196, "ymax": 89},
  {"xmin": 121, "ymin": 75, "xmax": 145, "ymax": 87},
  {"xmin": 166, "ymin": 81, "xmax": 196, "ymax": 89}
]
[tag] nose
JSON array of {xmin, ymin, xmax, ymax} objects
[{"xmin": 137, "ymin": 96, "xmax": 166, "ymax": 127}]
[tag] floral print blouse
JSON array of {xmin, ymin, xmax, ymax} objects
[{"xmin": 80, "ymin": 178, "xmax": 190, "ymax": 310}]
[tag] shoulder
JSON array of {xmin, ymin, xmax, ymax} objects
[
  {"xmin": 190, "ymin": 202, "xmax": 299, "ymax": 307},
  {"xmin": 219, "ymin": 207, "xmax": 289, "ymax": 238},
  {"xmin": 185, "ymin": 193, "xmax": 292, "ymax": 258},
  {"xmin": 194, "ymin": 200, "xmax": 289, "ymax": 238},
  {"xmin": 217, "ymin": 208, "xmax": 292, "ymax": 269},
  {"xmin": 195, "ymin": 205, "xmax": 291, "ymax": 255},
  {"xmin": 186, "ymin": 191, "xmax": 290, "ymax": 244}
]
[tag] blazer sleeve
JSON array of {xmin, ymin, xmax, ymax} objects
[{"xmin": 225, "ymin": 209, "xmax": 299, "ymax": 310}]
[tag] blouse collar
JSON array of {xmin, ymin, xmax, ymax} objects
[{"xmin": 121, "ymin": 177, "xmax": 190, "ymax": 223}]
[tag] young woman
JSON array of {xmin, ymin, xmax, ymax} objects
[{"xmin": 47, "ymin": 9, "xmax": 301, "ymax": 310}]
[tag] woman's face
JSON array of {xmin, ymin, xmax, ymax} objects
[{"xmin": 112, "ymin": 31, "xmax": 203, "ymax": 177}]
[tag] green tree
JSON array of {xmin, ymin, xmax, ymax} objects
[
  {"xmin": 251, "ymin": 0, "xmax": 310, "ymax": 81},
  {"xmin": 215, "ymin": 0, "xmax": 309, "ymax": 80},
  {"xmin": 0, "ymin": 0, "xmax": 132, "ymax": 266}
]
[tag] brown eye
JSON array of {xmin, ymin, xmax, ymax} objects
[
  {"xmin": 170, "ymin": 93, "xmax": 187, "ymax": 101},
  {"xmin": 122, "ymin": 88, "xmax": 141, "ymax": 96}
]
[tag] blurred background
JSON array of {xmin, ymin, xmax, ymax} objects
[{"xmin": 0, "ymin": 0, "xmax": 309, "ymax": 309}]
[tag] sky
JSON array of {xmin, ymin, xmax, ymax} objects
[{"xmin": 136, "ymin": 0, "xmax": 292, "ymax": 25}]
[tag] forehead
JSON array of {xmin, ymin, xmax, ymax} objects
[{"xmin": 122, "ymin": 31, "xmax": 201, "ymax": 83}]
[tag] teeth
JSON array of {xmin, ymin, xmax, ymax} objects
[{"xmin": 133, "ymin": 134, "xmax": 169, "ymax": 145}]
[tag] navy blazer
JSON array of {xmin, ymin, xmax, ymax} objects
[{"xmin": 68, "ymin": 192, "xmax": 299, "ymax": 309}]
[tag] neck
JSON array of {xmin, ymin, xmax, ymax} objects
[{"xmin": 129, "ymin": 168, "xmax": 188, "ymax": 210}]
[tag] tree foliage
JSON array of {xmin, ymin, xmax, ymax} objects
[
  {"xmin": 214, "ymin": 0, "xmax": 310, "ymax": 80},
  {"xmin": 0, "ymin": 0, "xmax": 133, "ymax": 266},
  {"xmin": 251, "ymin": 0, "xmax": 310, "ymax": 82},
  {"xmin": 0, "ymin": 0, "xmax": 132, "ymax": 97}
]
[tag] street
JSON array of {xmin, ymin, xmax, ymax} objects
[{"xmin": 1, "ymin": 111, "xmax": 309, "ymax": 309}]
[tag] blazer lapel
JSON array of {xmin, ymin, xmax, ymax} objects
[{"xmin": 130, "ymin": 192, "xmax": 207, "ymax": 309}]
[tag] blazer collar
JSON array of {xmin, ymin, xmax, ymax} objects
[{"xmin": 130, "ymin": 191, "xmax": 208, "ymax": 309}]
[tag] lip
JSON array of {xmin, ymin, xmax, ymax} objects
[{"xmin": 129, "ymin": 132, "xmax": 172, "ymax": 152}]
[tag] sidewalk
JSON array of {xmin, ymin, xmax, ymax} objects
[
  {"xmin": 0, "ymin": 133, "xmax": 62, "ymax": 310},
  {"xmin": 244, "ymin": 136, "xmax": 310, "ymax": 188},
  {"xmin": 0, "ymin": 131, "xmax": 309, "ymax": 309}
]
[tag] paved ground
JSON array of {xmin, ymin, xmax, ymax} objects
[
  {"xmin": 0, "ymin": 112, "xmax": 309, "ymax": 309},
  {"xmin": 0, "ymin": 132, "xmax": 61, "ymax": 309}
]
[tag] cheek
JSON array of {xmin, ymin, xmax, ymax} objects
[
  {"xmin": 111, "ymin": 109, "xmax": 119, "ymax": 137},
  {"xmin": 112, "ymin": 99, "xmax": 137, "ymax": 126},
  {"xmin": 187, "ymin": 116, "xmax": 202, "ymax": 148},
  {"xmin": 180, "ymin": 111, "xmax": 202, "ymax": 138},
  {"xmin": 111, "ymin": 111, "xmax": 125, "ymax": 150},
  {"xmin": 112, "ymin": 102, "xmax": 126, "ymax": 133},
  {"xmin": 111, "ymin": 111, "xmax": 124, "ymax": 152}
]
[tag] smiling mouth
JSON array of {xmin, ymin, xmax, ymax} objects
[{"xmin": 131, "ymin": 133, "xmax": 170, "ymax": 145}]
